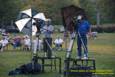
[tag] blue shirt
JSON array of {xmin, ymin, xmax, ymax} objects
[{"xmin": 76, "ymin": 20, "xmax": 90, "ymax": 35}]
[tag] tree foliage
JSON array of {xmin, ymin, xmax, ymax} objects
[
  {"xmin": 0, "ymin": 0, "xmax": 22, "ymax": 27},
  {"xmin": 79, "ymin": 0, "xmax": 115, "ymax": 24},
  {"xmin": 99, "ymin": 0, "xmax": 115, "ymax": 23},
  {"xmin": 21, "ymin": 0, "xmax": 79, "ymax": 24},
  {"xmin": 0, "ymin": 0, "xmax": 115, "ymax": 27}
]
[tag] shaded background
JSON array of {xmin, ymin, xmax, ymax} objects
[{"xmin": 0, "ymin": 0, "xmax": 115, "ymax": 27}]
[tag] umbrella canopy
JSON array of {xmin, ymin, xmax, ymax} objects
[
  {"xmin": 15, "ymin": 8, "xmax": 46, "ymax": 36},
  {"xmin": 61, "ymin": 5, "xmax": 87, "ymax": 32}
]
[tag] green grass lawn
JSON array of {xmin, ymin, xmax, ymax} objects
[{"xmin": 0, "ymin": 33, "xmax": 115, "ymax": 77}]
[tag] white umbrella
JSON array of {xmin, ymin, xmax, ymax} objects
[
  {"xmin": 14, "ymin": 8, "xmax": 47, "ymax": 73},
  {"xmin": 15, "ymin": 8, "xmax": 46, "ymax": 36}
]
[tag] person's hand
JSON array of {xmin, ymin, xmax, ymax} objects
[
  {"xmin": 88, "ymin": 32, "xmax": 92, "ymax": 36},
  {"xmin": 87, "ymin": 32, "xmax": 92, "ymax": 39}
]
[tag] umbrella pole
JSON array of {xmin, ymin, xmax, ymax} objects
[{"xmin": 30, "ymin": 18, "xmax": 35, "ymax": 71}]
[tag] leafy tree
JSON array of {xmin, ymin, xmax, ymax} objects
[
  {"xmin": 0, "ymin": 0, "xmax": 114, "ymax": 27},
  {"xmin": 0, "ymin": 0, "xmax": 21, "ymax": 27},
  {"xmin": 19, "ymin": 0, "xmax": 79, "ymax": 24},
  {"xmin": 99, "ymin": 0, "xmax": 115, "ymax": 23},
  {"xmin": 79, "ymin": 0, "xmax": 115, "ymax": 24}
]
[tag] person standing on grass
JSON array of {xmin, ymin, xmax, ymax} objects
[
  {"xmin": 76, "ymin": 15, "xmax": 91, "ymax": 59},
  {"xmin": 42, "ymin": 19, "xmax": 54, "ymax": 57}
]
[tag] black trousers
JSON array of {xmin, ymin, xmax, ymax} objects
[{"xmin": 43, "ymin": 38, "xmax": 52, "ymax": 57}]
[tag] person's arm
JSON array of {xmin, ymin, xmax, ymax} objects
[{"xmin": 87, "ymin": 22, "xmax": 92, "ymax": 37}]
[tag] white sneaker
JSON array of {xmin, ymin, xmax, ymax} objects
[{"xmin": 82, "ymin": 56, "xmax": 88, "ymax": 59}]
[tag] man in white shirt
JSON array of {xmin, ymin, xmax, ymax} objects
[
  {"xmin": 0, "ymin": 37, "xmax": 9, "ymax": 52},
  {"xmin": 23, "ymin": 35, "xmax": 31, "ymax": 51},
  {"xmin": 54, "ymin": 37, "xmax": 63, "ymax": 50}
]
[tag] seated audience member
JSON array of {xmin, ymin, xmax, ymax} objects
[
  {"xmin": 2, "ymin": 32, "xmax": 10, "ymax": 40},
  {"xmin": 23, "ymin": 35, "xmax": 31, "ymax": 51},
  {"xmin": 54, "ymin": 36, "xmax": 63, "ymax": 50},
  {"xmin": 0, "ymin": 37, "xmax": 9, "ymax": 52},
  {"xmin": 92, "ymin": 31, "xmax": 98, "ymax": 39},
  {"xmin": 87, "ymin": 31, "xmax": 98, "ymax": 39},
  {"xmin": 11, "ymin": 36, "xmax": 22, "ymax": 49}
]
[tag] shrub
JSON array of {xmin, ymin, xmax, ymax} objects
[{"xmin": 91, "ymin": 24, "xmax": 115, "ymax": 33}]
